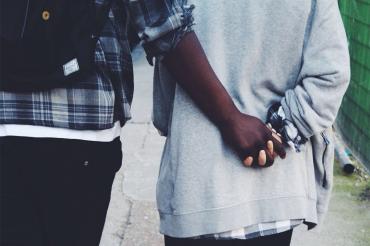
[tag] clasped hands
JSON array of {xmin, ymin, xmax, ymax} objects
[{"xmin": 219, "ymin": 111, "xmax": 286, "ymax": 167}]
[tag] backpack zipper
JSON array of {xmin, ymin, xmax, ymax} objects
[{"xmin": 20, "ymin": 0, "xmax": 30, "ymax": 38}]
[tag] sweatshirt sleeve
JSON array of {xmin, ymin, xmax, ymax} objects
[{"xmin": 281, "ymin": 0, "xmax": 350, "ymax": 139}]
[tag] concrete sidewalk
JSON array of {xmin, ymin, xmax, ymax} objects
[{"xmin": 99, "ymin": 49, "xmax": 370, "ymax": 246}]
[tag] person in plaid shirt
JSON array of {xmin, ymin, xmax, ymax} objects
[{"xmin": 0, "ymin": 0, "xmax": 287, "ymax": 245}]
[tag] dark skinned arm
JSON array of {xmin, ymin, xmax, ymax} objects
[
  {"xmin": 126, "ymin": 1, "xmax": 285, "ymax": 166},
  {"xmin": 163, "ymin": 32, "xmax": 286, "ymax": 166}
]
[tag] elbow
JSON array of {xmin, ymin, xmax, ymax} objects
[
  {"xmin": 319, "ymin": 66, "xmax": 350, "ymax": 127},
  {"xmin": 331, "ymin": 62, "xmax": 351, "ymax": 104},
  {"xmin": 336, "ymin": 46, "xmax": 351, "ymax": 89},
  {"xmin": 336, "ymin": 64, "xmax": 351, "ymax": 89}
]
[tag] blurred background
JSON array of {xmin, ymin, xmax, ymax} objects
[
  {"xmin": 336, "ymin": 0, "xmax": 370, "ymax": 169},
  {"xmin": 100, "ymin": 1, "xmax": 370, "ymax": 245}
]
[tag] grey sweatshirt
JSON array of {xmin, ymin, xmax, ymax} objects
[{"xmin": 153, "ymin": 0, "xmax": 350, "ymax": 238}]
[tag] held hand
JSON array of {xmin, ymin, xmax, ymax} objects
[
  {"xmin": 219, "ymin": 112, "xmax": 286, "ymax": 167},
  {"xmin": 244, "ymin": 125, "xmax": 284, "ymax": 167}
]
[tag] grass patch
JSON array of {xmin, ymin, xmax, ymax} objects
[{"xmin": 333, "ymin": 159, "xmax": 370, "ymax": 200}]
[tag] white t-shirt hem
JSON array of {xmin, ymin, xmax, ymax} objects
[{"xmin": 0, "ymin": 122, "xmax": 122, "ymax": 142}]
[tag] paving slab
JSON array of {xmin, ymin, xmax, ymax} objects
[{"xmin": 120, "ymin": 201, "xmax": 163, "ymax": 246}]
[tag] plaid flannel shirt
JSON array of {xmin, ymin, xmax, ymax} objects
[
  {"xmin": 194, "ymin": 219, "xmax": 303, "ymax": 240},
  {"xmin": 0, "ymin": 0, "xmax": 194, "ymax": 130}
]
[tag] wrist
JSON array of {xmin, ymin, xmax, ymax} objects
[{"xmin": 216, "ymin": 106, "xmax": 242, "ymax": 130}]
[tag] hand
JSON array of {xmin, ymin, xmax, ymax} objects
[
  {"xmin": 219, "ymin": 112, "xmax": 286, "ymax": 167},
  {"xmin": 244, "ymin": 128, "xmax": 283, "ymax": 167},
  {"xmin": 266, "ymin": 123, "xmax": 284, "ymax": 158}
]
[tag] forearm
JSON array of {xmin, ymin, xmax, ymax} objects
[
  {"xmin": 127, "ymin": 1, "xmax": 286, "ymax": 163},
  {"xmin": 163, "ymin": 31, "xmax": 286, "ymax": 163},
  {"xmin": 163, "ymin": 31, "xmax": 239, "ymax": 127}
]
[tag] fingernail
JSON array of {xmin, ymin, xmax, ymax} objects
[
  {"xmin": 267, "ymin": 140, "xmax": 274, "ymax": 155},
  {"xmin": 259, "ymin": 150, "xmax": 266, "ymax": 166},
  {"xmin": 244, "ymin": 157, "xmax": 253, "ymax": 167}
]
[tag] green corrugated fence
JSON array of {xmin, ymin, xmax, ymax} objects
[{"xmin": 337, "ymin": 0, "xmax": 370, "ymax": 168}]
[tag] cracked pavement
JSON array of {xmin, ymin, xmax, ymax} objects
[
  {"xmin": 99, "ymin": 48, "xmax": 370, "ymax": 246},
  {"xmin": 99, "ymin": 48, "xmax": 164, "ymax": 246}
]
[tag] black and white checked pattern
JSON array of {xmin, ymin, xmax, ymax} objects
[
  {"xmin": 194, "ymin": 219, "xmax": 302, "ymax": 240},
  {"xmin": 267, "ymin": 103, "xmax": 307, "ymax": 152},
  {"xmin": 0, "ymin": 0, "xmax": 194, "ymax": 130}
]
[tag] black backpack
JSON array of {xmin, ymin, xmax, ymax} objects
[{"xmin": 0, "ymin": 0, "xmax": 113, "ymax": 92}]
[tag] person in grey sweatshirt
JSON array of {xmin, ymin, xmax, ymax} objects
[{"xmin": 153, "ymin": 0, "xmax": 350, "ymax": 245}]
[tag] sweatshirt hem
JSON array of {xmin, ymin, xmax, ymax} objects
[{"xmin": 159, "ymin": 196, "xmax": 318, "ymax": 238}]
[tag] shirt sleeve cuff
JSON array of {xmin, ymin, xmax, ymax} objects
[
  {"xmin": 142, "ymin": 4, "xmax": 195, "ymax": 65},
  {"xmin": 267, "ymin": 102, "xmax": 308, "ymax": 152}
]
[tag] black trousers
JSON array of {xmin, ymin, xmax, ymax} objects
[
  {"xmin": 165, "ymin": 230, "xmax": 293, "ymax": 246},
  {"xmin": 0, "ymin": 136, "xmax": 122, "ymax": 246}
]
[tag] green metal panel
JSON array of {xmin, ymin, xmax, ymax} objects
[{"xmin": 337, "ymin": 0, "xmax": 370, "ymax": 167}]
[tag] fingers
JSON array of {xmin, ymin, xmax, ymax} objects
[
  {"xmin": 244, "ymin": 149, "xmax": 274, "ymax": 168},
  {"xmin": 256, "ymin": 125, "xmax": 279, "ymax": 166},
  {"xmin": 260, "ymin": 143, "xmax": 275, "ymax": 167},
  {"xmin": 243, "ymin": 141, "xmax": 275, "ymax": 168},
  {"xmin": 266, "ymin": 124, "xmax": 286, "ymax": 159},
  {"xmin": 241, "ymin": 123, "xmax": 286, "ymax": 168},
  {"xmin": 258, "ymin": 150, "xmax": 266, "ymax": 166},
  {"xmin": 242, "ymin": 147, "xmax": 254, "ymax": 167},
  {"xmin": 243, "ymin": 151, "xmax": 267, "ymax": 167},
  {"xmin": 264, "ymin": 146, "xmax": 275, "ymax": 167},
  {"xmin": 272, "ymin": 131, "xmax": 283, "ymax": 144},
  {"xmin": 270, "ymin": 136, "xmax": 286, "ymax": 159},
  {"xmin": 243, "ymin": 156, "xmax": 253, "ymax": 167},
  {"xmin": 267, "ymin": 140, "xmax": 274, "ymax": 156}
]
